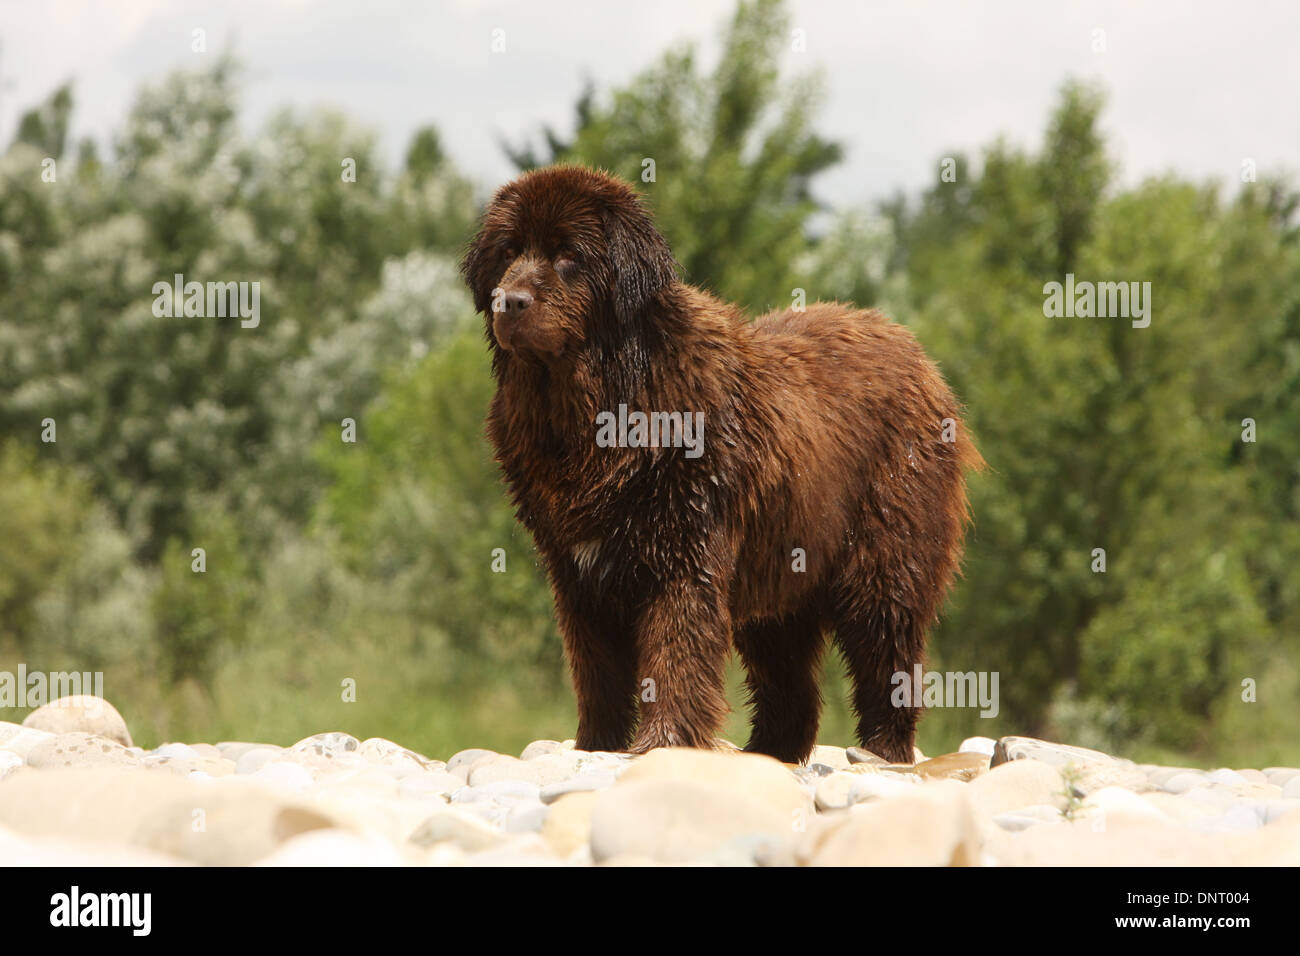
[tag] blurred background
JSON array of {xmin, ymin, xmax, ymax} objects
[{"xmin": 1, "ymin": 0, "xmax": 1297, "ymax": 766}]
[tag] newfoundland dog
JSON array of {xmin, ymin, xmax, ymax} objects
[{"xmin": 462, "ymin": 165, "xmax": 982, "ymax": 764}]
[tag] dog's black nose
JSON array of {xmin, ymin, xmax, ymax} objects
[{"xmin": 502, "ymin": 290, "xmax": 534, "ymax": 315}]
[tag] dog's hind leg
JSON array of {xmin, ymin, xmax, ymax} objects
[
  {"xmin": 830, "ymin": 587, "xmax": 929, "ymax": 765},
  {"xmin": 735, "ymin": 607, "xmax": 827, "ymax": 764}
]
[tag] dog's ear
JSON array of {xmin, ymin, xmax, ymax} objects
[
  {"xmin": 460, "ymin": 223, "xmax": 497, "ymax": 315},
  {"xmin": 602, "ymin": 200, "xmax": 676, "ymax": 325}
]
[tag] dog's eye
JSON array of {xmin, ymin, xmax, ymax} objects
[
  {"xmin": 555, "ymin": 255, "xmax": 577, "ymax": 276},
  {"xmin": 503, "ymin": 245, "xmax": 519, "ymax": 260}
]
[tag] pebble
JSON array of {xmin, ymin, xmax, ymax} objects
[
  {"xmin": 0, "ymin": 751, "xmax": 22, "ymax": 780},
  {"xmin": 0, "ymin": 723, "xmax": 57, "ymax": 759},
  {"xmin": 1067, "ymin": 761, "xmax": 1155, "ymax": 796},
  {"xmin": 539, "ymin": 772, "xmax": 618, "ymax": 804},
  {"xmin": 704, "ymin": 831, "xmax": 795, "ymax": 867},
  {"xmin": 468, "ymin": 755, "xmax": 541, "ymax": 787},
  {"xmin": 1141, "ymin": 791, "xmax": 1220, "ymax": 825},
  {"xmin": 520, "ymin": 740, "xmax": 569, "ymax": 760},
  {"xmin": 1143, "ymin": 765, "xmax": 1196, "ymax": 786},
  {"xmin": 845, "ymin": 746, "xmax": 887, "ymax": 765},
  {"xmin": 523, "ymin": 751, "xmax": 598, "ymax": 785},
  {"xmin": 408, "ymin": 807, "xmax": 507, "ymax": 852},
  {"xmin": 397, "ymin": 772, "xmax": 461, "ymax": 801},
  {"xmin": 966, "ymin": 757, "xmax": 1067, "ymax": 819},
  {"xmin": 588, "ymin": 777, "xmax": 791, "ymax": 864},
  {"xmin": 993, "ymin": 804, "xmax": 1065, "ymax": 832},
  {"xmin": 26, "ymin": 732, "xmax": 141, "ymax": 770},
  {"xmin": 461, "ymin": 835, "xmax": 567, "ymax": 867},
  {"xmin": 255, "ymin": 828, "xmax": 408, "ymax": 866},
  {"xmin": 804, "ymin": 781, "xmax": 979, "ymax": 866},
  {"xmin": 288, "ymin": 732, "xmax": 364, "ymax": 771},
  {"xmin": 216, "ymin": 741, "xmax": 275, "ymax": 761},
  {"xmin": 446, "ymin": 749, "xmax": 497, "ymax": 779},
  {"xmin": 1161, "ymin": 771, "xmax": 1207, "ymax": 794},
  {"xmin": 617, "ymin": 748, "xmax": 808, "ymax": 818},
  {"xmin": 848, "ymin": 773, "xmax": 918, "ymax": 804},
  {"xmin": 990, "ymin": 736, "xmax": 1114, "ymax": 769},
  {"xmin": 541, "ymin": 791, "xmax": 597, "ymax": 856},
  {"xmin": 153, "ymin": 742, "xmax": 202, "ymax": 762},
  {"xmin": 1082, "ymin": 786, "xmax": 1169, "ymax": 826},
  {"xmin": 913, "ymin": 752, "xmax": 990, "ymax": 782},
  {"xmin": 21, "ymin": 696, "xmax": 133, "ymax": 747},
  {"xmin": 248, "ymin": 760, "xmax": 317, "ymax": 794},
  {"xmin": 1206, "ymin": 768, "xmax": 1246, "ymax": 786},
  {"xmin": 357, "ymin": 738, "xmax": 430, "ymax": 777},
  {"xmin": 959, "ymin": 736, "xmax": 997, "ymax": 756},
  {"xmin": 1259, "ymin": 799, "xmax": 1300, "ymax": 824},
  {"xmin": 807, "ymin": 745, "xmax": 851, "ymax": 770},
  {"xmin": 452, "ymin": 779, "xmax": 541, "ymax": 804},
  {"xmin": 814, "ymin": 772, "xmax": 856, "ymax": 811},
  {"xmin": 235, "ymin": 747, "xmax": 285, "ymax": 775},
  {"xmin": 142, "ymin": 754, "xmax": 234, "ymax": 777},
  {"xmin": 4, "ymin": 711, "xmax": 1299, "ymax": 867},
  {"xmin": 504, "ymin": 802, "xmax": 550, "ymax": 834},
  {"xmin": 1195, "ymin": 803, "xmax": 1262, "ymax": 833}
]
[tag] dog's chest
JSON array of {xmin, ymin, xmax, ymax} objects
[
  {"xmin": 494, "ymin": 398, "xmax": 707, "ymax": 584},
  {"xmin": 531, "ymin": 457, "xmax": 669, "ymax": 584},
  {"xmin": 569, "ymin": 537, "xmax": 606, "ymax": 578}
]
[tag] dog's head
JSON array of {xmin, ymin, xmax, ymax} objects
[{"xmin": 461, "ymin": 165, "xmax": 677, "ymax": 358}]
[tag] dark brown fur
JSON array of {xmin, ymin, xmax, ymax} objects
[{"xmin": 462, "ymin": 165, "xmax": 983, "ymax": 763}]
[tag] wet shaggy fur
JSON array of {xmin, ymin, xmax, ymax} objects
[{"xmin": 462, "ymin": 165, "xmax": 983, "ymax": 764}]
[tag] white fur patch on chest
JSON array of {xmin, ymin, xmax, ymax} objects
[{"xmin": 571, "ymin": 538, "xmax": 603, "ymax": 576}]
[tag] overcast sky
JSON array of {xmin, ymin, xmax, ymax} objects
[{"xmin": 3, "ymin": 0, "xmax": 1297, "ymax": 207}]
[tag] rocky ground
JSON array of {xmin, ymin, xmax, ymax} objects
[{"xmin": 1, "ymin": 695, "xmax": 1298, "ymax": 865}]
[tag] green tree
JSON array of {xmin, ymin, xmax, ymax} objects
[
  {"xmin": 890, "ymin": 82, "xmax": 1296, "ymax": 758},
  {"xmin": 152, "ymin": 502, "xmax": 253, "ymax": 684},
  {"xmin": 0, "ymin": 59, "xmax": 474, "ymax": 558},
  {"xmin": 11, "ymin": 81, "xmax": 73, "ymax": 159},
  {"xmin": 506, "ymin": 0, "xmax": 842, "ymax": 312},
  {"xmin": 0, "ymin": 441, "xmax": 89, "ymax": 653},
  {"xmin": 314, "ymin": 325, "xmax": 559, "ymax": 683}
]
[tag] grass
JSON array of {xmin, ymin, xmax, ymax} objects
[{"xmin": 7, "ymin": 628, "xmax": 1295, "ymax": 770}]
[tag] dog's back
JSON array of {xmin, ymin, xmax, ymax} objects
[{"xmin": 727, "ymin": 301, "xmax": 980, "ymax": 621}]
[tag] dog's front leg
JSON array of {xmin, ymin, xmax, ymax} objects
[
  {"xmin": 626, "ymin": 578, "xmax": 731, "ymax": 753},
  {"xmin": 550, "ymin": 577, "xmax": 640, "ymax": 753}
]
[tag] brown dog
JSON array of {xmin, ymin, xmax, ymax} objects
[{"xmin": 462, "ymin": 165, "xmax": 982, "ymax": 763}]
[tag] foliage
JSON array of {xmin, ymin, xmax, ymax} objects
[
  {"xmin": 889, "ymin": 82, "xmax": 1300, "ymax": 753},
  {"xmin": 506, "ymin": 0, "xmax": 844, "ymax": 312},
  {"xmin": 0, "ymin": 4, "xmax": 1296, "ymax": 764}
]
